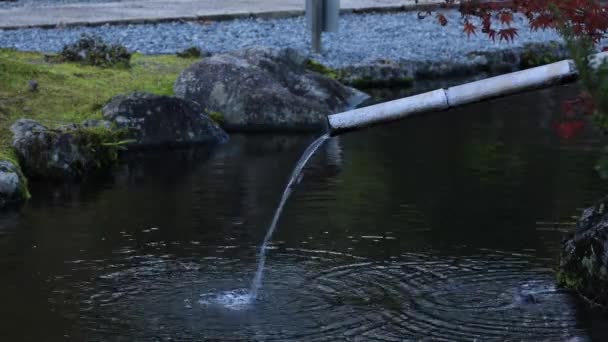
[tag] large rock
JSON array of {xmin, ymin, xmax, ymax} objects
[
  {"xmin": 559, "ymin": 196, "xmax": 608, "ymax": 306},
  {"xmin": 102, "ymin": 92, "xmax": 228, "ymax": 147},
  {"xmin": 10, "ymin": 119, "xmax": 121, "ymax": 179},
  {"xmin": 174, "ymin": 47, "xmax": 368, "ymax": 131},
  {"xmin": 0, "ymin": 160, "xmax": 28, "ymax": 207}
]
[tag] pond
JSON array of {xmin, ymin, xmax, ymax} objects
[{"xmin": 1, "ymin": 84, "xmax": 608, "ymax": 341}]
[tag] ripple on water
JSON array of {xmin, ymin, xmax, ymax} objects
[
  {"xmin": 59, "ymin": 248, "xmax": 586, "ymax": 341},
  {"xmin": 198, "ymin": 289, "xmax": 255, "ymax": 311}
]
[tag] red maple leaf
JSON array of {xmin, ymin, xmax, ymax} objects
[
  {"xmin": 530, "ymin": 13, "xmax": 556, "ymax": 31},
  {"xmin": 463, "ymin": 20, "xmax": 477, "ymax": 37},
  {"xmin": 437, "ymin": 14, "xmax": 448, "ymax": 26},
  {"xmin": 498, "ymin": 11, "xmax": 514, "ymax": 26},
  {"xmin": 487, "ymin": 29, "xmax": 497, "ymax": 41},
  {"xmin": 498, "ymin": 28, "xmax": 518, "ymax": 42}
]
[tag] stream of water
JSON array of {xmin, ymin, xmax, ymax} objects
[
  {"xmin": 199, "ymin": 134, "xmax": 330, "ymax": 308},
  {"xmin": 250, "ymin": 134, "xmax": 330, "ymax": 297}
]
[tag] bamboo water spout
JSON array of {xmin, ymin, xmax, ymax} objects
[{"xmin": 327, "ymin": 52, "xmax": 608, "ymax": 135}]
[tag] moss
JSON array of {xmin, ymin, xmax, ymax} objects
[
  {"xmin": 557, "ymin": 270, "xmax": 583, "ymax": 290},
  {"xmin": 13, "ymin": 161, "xmax": 30, "ymax": 201},
  {"xmin": 305, "ymin": 59, "xmax": 339, "ymax": 80},
  {"xmin": 70, "ymin": 125, "xmax": 131, "ymax": 174},
  {"xmin": 0, "ymin": 49, "xmax": 194, "ymax": 158},
  {"xmin": 208, "ymin": 111, "xmax": 224, "ymax": 124}
]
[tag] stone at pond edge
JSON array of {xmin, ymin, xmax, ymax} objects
[
  {"xmin": 10, "ymin": 119, "xmax": 123, "ymax": 180},
  {"xmin": 0, "ymin": 160, "xmax": 29, "ymax": 208},
  {"xmin": 102, "ymin": 92, "xmax": 228, "ymax": 147},
  {"xmin": 559, "ymin": 196, "xmax": 608, "ymax": 307},
  {"xmin": 334, "ymin": 41, "xmax": 569, "ymax": 86},
  {"xmin": 174, "ymin": 47, "xmax": 368, "ymax": 131}
]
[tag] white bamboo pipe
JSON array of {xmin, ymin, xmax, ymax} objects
[{"xmin": 327, "ymin": 52, "xmax": 608, "ymax": 135}]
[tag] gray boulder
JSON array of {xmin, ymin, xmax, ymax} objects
[
  {"xmin": 102, "ymin": 92, "xmax": 228, "ymax": 147},
  {"xmin": 10, "ymin": 119, "xmax": 121, "ymax": 179},
  {"xmin": 559, "ymin": 196, "xmax": 608, "ymax": 307},
  {"xmin": 174, "ymin": 47, "xmax": 368, "ymax": 131},
  {"xmin": 0, "ymin": 160, "xmax": 28, "ymax": 207}
]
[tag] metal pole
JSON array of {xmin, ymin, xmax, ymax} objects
[{"xmin": 311, "ymin": 0, "xmax": 323, "ymax": 53}]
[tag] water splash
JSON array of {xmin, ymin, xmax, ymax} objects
[
  {"xmin": 250, "ymin": 134, "xmax": 330, "ymax": 298},
  {"xmin": 198, "ymin": 289, "xmax": 255, "ymax": 311}
]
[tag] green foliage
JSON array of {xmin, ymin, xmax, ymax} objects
[
  {"xmin": 177, "ymin": 47, "xmax": 203, "ymax": 59},
  {"xmin": 56, "ymin": 35, "xmax": 131, "ymax": 68}
]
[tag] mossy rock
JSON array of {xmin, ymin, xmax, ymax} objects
[
  {"xmin": 10, "ymin": 119, "xmax": 128, "ymax": 180},
  {"xmin": 559, "ymin": 196, "xmax": 608, "ymax": 308},
  {"xmin": 174, "ymin": 47, "xmax": 367, "ymax": 131},
  {"xmin": 102, "ymin": 92, "xmax": 228, "ymax": 147},
  {"xmin": 0, "ymin": 160, "xmax": 29, "ymax": 207}
]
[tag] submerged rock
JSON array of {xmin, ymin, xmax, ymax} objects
[
  {"xmin": 174, "ymin": 47, "xmax": 368, "ymax": 131},
  {"xmin": 559, "ymin": 196, "xmax": 608, "ymax": 307},
  {"xmin": 0, "ymin": 160, "xmax": 28, "ymax": 207},
  {"xmin": 10, "ymin": 119, "xmax": 124, "ymax": 179},
  {"xmin": 102, "ymin": 92, "xmax": 228, "ymax": 147}
]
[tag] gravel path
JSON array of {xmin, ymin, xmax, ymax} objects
[
  {"xmin": 0, "ymin": 0, "xmax": 127, "ymax": 10},
  {"xmin": 0, "ymin": 10, "xmax": 562, "ymax": 67}
]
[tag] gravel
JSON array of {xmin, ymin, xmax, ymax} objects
[
  {"xmin": 0, "ymin": 10, "xmax": 563, "ymax": 67},
  {"xmin": 0, "ymin": 0, "xmax": 127, "ymax": 10}
]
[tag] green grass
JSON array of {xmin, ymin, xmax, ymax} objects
[{"xmin": 0, "ymin": 49, "xmax": 197, "ymax": 156}]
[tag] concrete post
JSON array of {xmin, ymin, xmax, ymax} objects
[{"xmin": 326, "ymin": 52, "xmax": 608, "ymax": 135}]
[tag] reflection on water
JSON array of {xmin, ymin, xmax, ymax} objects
[{"xmin": 1, "ymin": 84, "xmax": 608, "ymax": 341}]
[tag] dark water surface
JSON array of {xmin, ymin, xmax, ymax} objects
[{"xmin": 2, "ymin": 84, "xmax": 608, "ymax": 341}]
